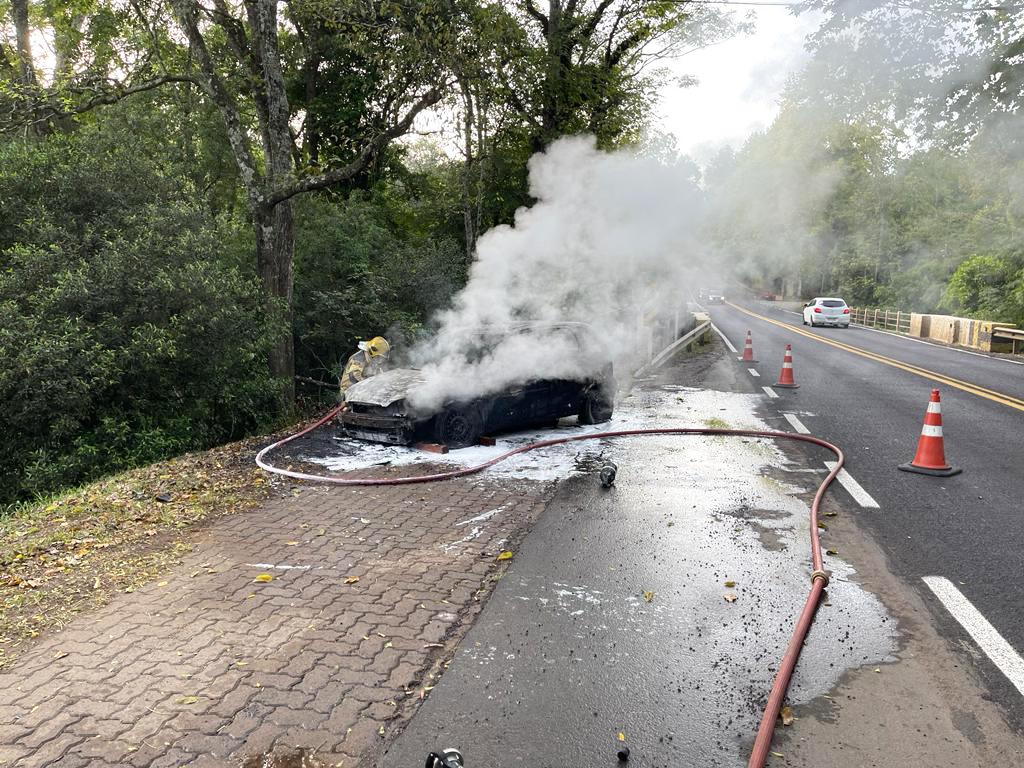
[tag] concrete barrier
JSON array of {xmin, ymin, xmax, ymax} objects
[{"xmin": 907, "ymin": 313, "xmax": 1016, "ymax": 352}]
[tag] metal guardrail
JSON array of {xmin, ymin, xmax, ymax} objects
[
  {"xmin": 993, "ymin": 326, "xmax": 1024, "ymax": 354},
  {"xmin": 636, "ymin": 320, "xmax": 712, "ymax": 377},
  {"xmin": 849, "ymin": 307, "xmax": 912, "ymax": 334}
]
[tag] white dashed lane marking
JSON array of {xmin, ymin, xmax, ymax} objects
[
  {"xmin": 823, "ymin": 461, "xmax": 880, "ymax": 509},
  {"xmin": 748, "ymin": 368, "xmax": 760, "ymax": 377},
  {"xmin": 923, "ymin": 576, "xmax": 1024, "ymax": 698},
  {"xmin": 761, "ymin": 386, "xmax": 779, "ymax": 399},
  {"xmin": 782, "ymin": 413, "xmax": 810, "ymax": 434}
]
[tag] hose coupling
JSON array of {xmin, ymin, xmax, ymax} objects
[{"xmin": 810, "ymin": 569, "xmax": 830, "ymax": 587}]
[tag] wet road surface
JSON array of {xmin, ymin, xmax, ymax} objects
[
  {"xmin": 382, "ymin": 384, "xmax": 897, "ymax": 768},
  {"xmin": 707, "ymin": 299, "xmax": 1024, "ymax": 729}
]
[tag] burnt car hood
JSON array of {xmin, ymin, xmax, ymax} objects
[{"xmin": 344, "ymin": 368, "xmax": 425, "ymax": 408}]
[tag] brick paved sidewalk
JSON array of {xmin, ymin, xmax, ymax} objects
[{"xmin": 0, "ymin": 477, "xmax": 551, "ymax": 767}]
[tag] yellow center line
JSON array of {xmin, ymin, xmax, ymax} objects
[{"xmin": 726, "ymin": 301, "xmax": 1024, "ymax": 413}]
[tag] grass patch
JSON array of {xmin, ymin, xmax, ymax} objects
[{"xmin": 0, "ymin": 432, "xmax": 280, "ymax": 668}]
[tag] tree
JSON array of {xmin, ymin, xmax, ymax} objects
[
  {"xmin": 2, "ymin": 0, "xmax": 459, "ymax": 404},
  {"xmin": 167, "ymin": 0, "xmax": 455, "ymax": 404},
  {"xmin": 505, "ymin": 0, "xmax": 744, "ymax": 150},
  {"xmin": 803, "ymin": 1, "xmax": 1024, "ymax": 144}
]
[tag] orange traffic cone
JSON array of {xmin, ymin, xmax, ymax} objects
[
  {"xmin": 898, "ymin": 389, "xmax": 961, "ymax": 477},
  {"xmin": 775, "ymin": 344, "xmax": 799, "ymax": 388},
  {"xmin": 739, "ymin": 330, "xmax": 757, "ymax": 362}
]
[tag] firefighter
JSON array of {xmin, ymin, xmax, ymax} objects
[{"xmin": 339, "ymin": 336, "xmax": 391, "ymax": 396}]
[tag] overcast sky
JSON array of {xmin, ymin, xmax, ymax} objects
[{"xmin": 656, "ymin": 6, "xmax": 823, "ymax": 162}]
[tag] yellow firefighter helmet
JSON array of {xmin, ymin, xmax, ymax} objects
[{"xmin": 366, "ymin": 336, "xmax": 391, "ymax": 358}]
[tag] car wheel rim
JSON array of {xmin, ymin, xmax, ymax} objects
[{"xmin": 442, "ymin": 412, "xmax": 473, "ymax": 444}]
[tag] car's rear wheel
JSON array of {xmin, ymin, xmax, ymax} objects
[
  {"xmin": 579, "ymin": 383, "xmax": 614, "ymax": 425},
  {"xmin": 432, "ymin": 406, "xmax": 483, "ymax": 448}
]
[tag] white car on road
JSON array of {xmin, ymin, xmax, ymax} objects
[{"xmin": 803, "ymin": 297, "xmax": 851, "ymax": 327}]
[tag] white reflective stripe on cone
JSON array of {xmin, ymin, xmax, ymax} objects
[
  {"xmin": 927, "ymin": 402, "xmax": 942, "ymax": 414},
  {"xmin": 782, "ymin": 362, "xmax": 793, "ymax": 368},
  {"xmin": 921, "ymin": 424, "xmax": 943, "ymax": 437}
]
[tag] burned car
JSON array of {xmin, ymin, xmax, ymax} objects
[{"xmin": 340, "ymin": 322, "xmax": 615, "ymax": 448}]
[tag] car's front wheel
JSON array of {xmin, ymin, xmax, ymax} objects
[
  {"xmin": 432, "ymin": 406, "xmax": 483, "ymax": 448},
  {"xmin": 579, "ymin": 384, "xmax": 614, "ymax": 425}
]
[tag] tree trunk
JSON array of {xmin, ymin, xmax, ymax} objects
[
  {"xmin": 11, "ymin": 0, "xmax": 35, "ymax": 87},
  {"xmin": 459, "ymin": 77, "xmax": 477, "ymax": 263},
  {"xmin": 255, "ymin": 201, "xmax": 296, "ymax": 406}
]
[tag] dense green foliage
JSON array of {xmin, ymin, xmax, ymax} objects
[
  {"xmin": 292, "ymin": 187, "xmax": 465, "ymax": 382},
  {"xmin": 0, "ymin": 120, "xmax": 282, "ymax": 502}
]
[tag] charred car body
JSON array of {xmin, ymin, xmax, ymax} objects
[{"xmin": 340, "ymin": 322, "xmax": 615, "ymax": 448}]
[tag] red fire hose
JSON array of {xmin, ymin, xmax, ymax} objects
[{"xmin": 256, "ymin": 403, "xmax": 841, "ymax": 767}]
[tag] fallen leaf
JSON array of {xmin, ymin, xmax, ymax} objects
[
  {"xmin": 780, "ymin": 706, "xmax": 795, "ymax": 726},
  {"xmin": 157, "ymin": 581, "xmax": 169, "ymax": 587},
  {"xmin": 724, "ymin": 592, "xmax": 738, "ymax": 603},
  {"xmin": 344, "ymin": 576, "xmax": 360, "ymax": 584},
  {"xmin": 826, "ymin": 548, "xmax": 838, "ymax": 556},
  {"xmin": 53, "ymin": 651, "xmax": 68, "ymax": 660},
  {"xmin": 384, "ymin": 641, "xmax": 393, "ymax": 648},
  {"xmin": 816, "ymin": 521, "xmax": 828, "ymax": 530},
  {"xmin": 496, "ymin": 550, "xmax": 513, "ymax": 561},
  {"xmin": 286, "ymin": 541, "xmax": 299, "ymax": 546},
  {"xmin": 724, "ymin": 580, "xmax": 736, "ymax": 588},
  {"xmin": 378, "ymin": 725, "xmax": 385, "ymax": 736},
  {"xmin": 770, "ymin": 752, "xmax": 784, "ymax": 758},
  {"xmin": 93, "ymin": 576, "xmax": 101, "ymax": 590},
  {"xmin": 253, "ymin": 574, "xmax": 273, "ymax": 583},
  {"xmin": 642, "ymin": 590, "xmax": 655, "ymax": 603},
  {"xmin": 617, "ymin": 732, "xmax": 626, "ymax": 742},
  {"xmin": 177, "ymin": 696, "xmax": 199, "ymax": 705}
]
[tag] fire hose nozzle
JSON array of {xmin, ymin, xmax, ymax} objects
[
  {"xmin": 425, "ymin": 748, "xmax": 464, "ymax": 768},
  {"xmin": 600, "ymin": 461, "xmax": 618, "ymax": 488}
]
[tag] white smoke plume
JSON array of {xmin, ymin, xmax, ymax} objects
[{"xmin": 408, "ymin": 135, "xmax": 709, "ymax": 410}]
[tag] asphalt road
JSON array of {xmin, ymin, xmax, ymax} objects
[
  {"xmin": 381, "ymin": 378, "xmax": 904, "ymax": 768},
  {"xmin": 707, "ymin": 298, "xmax": 1024, "ymax": 725}
]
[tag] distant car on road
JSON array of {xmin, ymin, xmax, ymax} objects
[
  {"xmin": 803, "ymin": 297, "xmax": 851, "ymax": 327},
  {"xmin": 706, "ymin": 289, "xmax": 725, "ymax": 304},
  {"xmin": 340, "ymin": 322, "xmax": 615, "ymax": 448}
]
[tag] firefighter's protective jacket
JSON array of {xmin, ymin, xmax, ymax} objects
[{"xmin": 339, "ymin": 349, "xmax": 385, "ymax": 395}]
